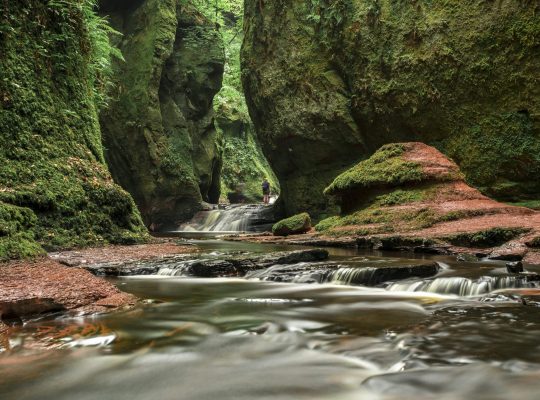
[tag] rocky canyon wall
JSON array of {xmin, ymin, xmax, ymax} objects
[{"xmin": 242, "ymin": 0, "xmax": 540, "ymax": 217}]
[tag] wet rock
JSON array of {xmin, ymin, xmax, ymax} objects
[
  {"xmin": 246, "ymin": 262, "xmax": 340, "ymax": 283},
  {"xmin": 335, "ymin": 263, "xmax": 441, "ymax": 286},
  {"xmin": 457, "ymin": 253, "xmax": 479, "ymax": 262},
  {"xmin": 195, "ymin": 249, "xmax": 330, "ymax": 277},
  {"xmin": 488, "ymin": 243, "xmax": 528, "ymax": 261},
  {"xmin": 252, "ymin": 249, "xmax": 328, "ymax": 266},
  {"xmin": 85, "ymin": 255, "xmax": 192, "ymax": 276},
  {"xmin": 289, "ymin": 237, "xmax": 357, "ymax": 248},
  {"xmin": 506, "ymin": 261, "xmax": 524, "ymax": 274},
  {"xmin": 0, "ymin": 298, "xmax": 65, "ymax": 321},
  {"xmin": 247, "ymin": 260, "xmax": 440, "ymax": 286},
  {"xmin": 84, "ymin": 249, "xmax": 330, "ymax": 278},
  {"xmin": 185, "ymin": 260, "xmax": 240, "ymax": 278},
  {"xmin": 372, "ymin": 236, "xmax": 450, "ymax": 255}
]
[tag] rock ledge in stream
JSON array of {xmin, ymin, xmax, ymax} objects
[
  {"xmin": 247, "ymin": 260, "xmax": 440, "ymax": 286},
  {"xmin": 84, "ymin": 249, "xmax": 330, "ymax": 277},
  {"xmin": 0, "ymin": 259, "xmax": 137, "ymax": 323}
]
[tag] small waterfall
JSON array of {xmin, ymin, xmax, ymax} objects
[
  {"xmin": 386, "ymin": 276, "xmax": 539, "ymax": 296},
  {"xmin": 177, "ymin": 204, "xmax": 274, "ymax": 233},
  {"xmin": 156, "ymin": 260, "xmax": 202, "ymax": 276},
  {"xmin": 327, "ymin": 267, "xmax": 380, "ymax": 286}
]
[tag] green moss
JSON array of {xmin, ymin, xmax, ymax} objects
[
  {"xmin": 443, "ymin": 228, "xmax": 530, "ymax": 248},
  {"xmin": 315, "ymin": 205, "xmax": 439, "ymax": 235},
  {"xmin": 437, "ymin": 209, "xmax": 489, "ymax": 222},
  {"xmin": 218, "ymin": 122, "xmax": 279, "ymax": 203},
  {"xmin": 443, "ymin": 112, "xmax": 540, "ymax": 199},
  {"xmin": 324, "ymin": 144, "xmax": 424, "ymax": 195},
  {"xmin": 272, "ymin": 213, "xmax": 312, "ymax": 236},
  {"xmin": 100, "ymin": 0, "xmax": 225, "ymax": 224},
  {"xmin": 374, "ymin": 189, "xmax": 426, "ymax": 206},
  {"xmin": 0, "ymin": 1, "xmax": 148, "ymax": 259},
  {"xmin": 0, "ymin": 202, "xmax": 44, "ymax": 260},
  {"xmin": 0, "ymin": 234, "xmax": 45, "ymax": 262},
  {"xmin": 212, "ymin": 1, "xmax": 278, "ymax": 204},
  {"xmin": 242, "ymin": 0, "xmax": 540, "ymax": 216}
]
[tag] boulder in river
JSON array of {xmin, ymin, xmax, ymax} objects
[{"xmin": 273, "ymin": 213, "xmax": 312, "ymax": 236}]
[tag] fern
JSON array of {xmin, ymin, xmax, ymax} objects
[{"xmin": 82, "ymin": 0, "xmax": 124, "ymax": 109}]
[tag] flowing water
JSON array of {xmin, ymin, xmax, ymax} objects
[
  {"xmin": 176, "ymin": 204, "xmax": 274, "ymax": 233},
  {"xmin": 2, "ymin": 240, "xmax": 540, "ymax": 399}
]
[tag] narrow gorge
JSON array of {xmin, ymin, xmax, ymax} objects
[{"xmin": 2, "ymin": 2, "xmax": 540, "ymax": 399}]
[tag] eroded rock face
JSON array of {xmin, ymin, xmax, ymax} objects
[
  {"xmin": 241, "ymin": 0, "xmax": 540, "ymax": 217},
  {"xmin": 100, "ymin": 0, "xmax": 225, "ymax": 229}
]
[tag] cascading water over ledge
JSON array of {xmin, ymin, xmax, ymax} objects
[
  {"xmin": 174, "ymin": 204, "xmax": 277, "ymax": 234},
  {"xmin": 386, "ymin": 275, "xmax": 540, "ymax": 296}
]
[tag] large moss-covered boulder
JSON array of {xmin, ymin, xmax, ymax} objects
[
  {"xmin": 99, "ymin": 0, "xmax": 225, "ymax": 229},
  {"xmin": 272, "ymin": 213, "xmax": 312, "ymax": 236},
  {"xmin": 0, "ymin": 0, "xmax": 147, "ymax": 260},
  {"xmin": 317, "ymin": 142, "xmax": 537, "ymax": 238},
  {"xmin": 242, "ymin": 0, "xmax": 540, "ymax": 217}
]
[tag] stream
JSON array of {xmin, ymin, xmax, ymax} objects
[{"xmin": 2, "ymin": 240, "xmax": 540, "ymax": 399}]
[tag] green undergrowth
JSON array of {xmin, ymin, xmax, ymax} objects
[
  {"xmin": 324, "ymin": 144, "xmax": 424, "ymax": 196},
  {"xmin": 315, "ymin": 206, "xmax": 440, "ymax": 236},
  {"xmin": 0, "ymin": 1, "xmax": 147, "ymax": 259},
  {"xmin": 315, "ymin": 197, "xmax": 495, "ymax": 237},
  {"xmin": 443, "ymin": 228, "xmax": 530, "ymax": 248}
]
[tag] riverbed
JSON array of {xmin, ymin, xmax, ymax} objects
[{"xmin": 2, "ymin": 240, "xmax": 540, "ymax": 399}]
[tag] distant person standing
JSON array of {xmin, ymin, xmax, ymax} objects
[{"xmin": 262, "ymin": 178, "xmax": 270, "ymax": 204}]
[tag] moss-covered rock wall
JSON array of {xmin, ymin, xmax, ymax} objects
[
  {"xmin": 99, "ymin": 0, "xmax": 225, "ymax": 229},
  {"xmin": 0, "ymin": 0, "xmax": 147, "ymax": 260},
  {"xmin": 209, "ymin": 1, "xmax": 279, "ymax": 204},
  {"xmin": 242, "ymin": 0, "xmax": 540, "ymax": 217}
]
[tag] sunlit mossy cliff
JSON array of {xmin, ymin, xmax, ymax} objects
[
  {"xmin": 242, "ymin": 0, "xmax": 540, "ymax": 218},
  {"xmin": 0, "ymin": 0, "xmax": 147, "ymax": 260}
]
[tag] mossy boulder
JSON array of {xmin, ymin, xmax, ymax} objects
[
  {"xmin": 315, "ymin": 142, "xmax": 537, "ymax": 240},
  {"xmin": 272, "ymin": 213, "xmax": 312, "ymax": 236},
  {"xmin": 99, "ymin": 0, "xmax": 225, "ymax": 229},
  {"xmin": 325, "ymin": 142, "xmax": 462, "ymax": 213},
  {"xmin": 0, "ymin": 0, "xmax": 148, "ymax": 259},
  {"xmin": 242, "ymin": 0, "xmax": 540, "ymax": 217}
]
